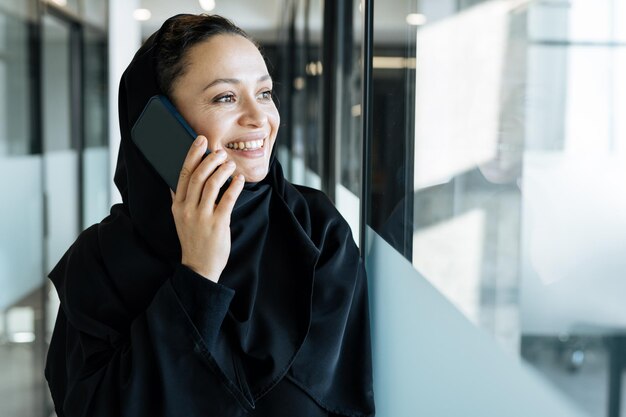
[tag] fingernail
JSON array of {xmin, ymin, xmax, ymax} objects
[
  {"xmin": 226, "ymin": 160, "xmax": 235, "ymax": 167},
  {"xmin": 238, "ymin": 174, "xmax": 245, "ymax": 182},
  {"xmin": 194, "ymin": 136, "xmax": 204, "ymax": 147},
  {"xmin": 215, "ymin": 150, "xmax": 227, "ymax": 158}
]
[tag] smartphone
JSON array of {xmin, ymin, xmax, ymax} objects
[{"xmin": 131, "ymin": 95, "xmax": 207, "ymax": 192}]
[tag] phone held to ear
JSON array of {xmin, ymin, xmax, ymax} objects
[{"xmin": 131, "ymin": 95, "xmax": 208, "ymax": 192}]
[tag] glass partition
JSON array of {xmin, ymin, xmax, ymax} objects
[
  {"xmin": 0, "ymin": 3, "xmax": 45, "ymax": 416},
  {"xmin": 367, "ymin": 0, "xmax": 626, "ymax": 416},
  {"xmin": 82, "ymin": 27, "xmax": 109, "ymax": 228},
  {"xmin": 276, "ymin": 0, "xmax": 363, "ymax": 240},
  {"xmin": 303, "ymin": 0, "xmax": 323, "ymax": 185},
  {"xmin": 277, "ymin": 0, "xmax": 324, "ymax": 189},
  {"xmin": 0, "ymin": 2, "xmax": 110, "ymax": 416},
  {"xmin": 83, "ymin": 0, "xmax": 108, "ymax": 30},
  {"xmin": 283, "ymin": 0, "xmax": 308, "ymax": 184},
  {"xmin": 334, "ymin": 0, "xmax": 363, "ymax": 243}
]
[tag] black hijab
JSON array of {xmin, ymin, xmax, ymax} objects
[{"xmin": 46, "ymin": 14, "xmax": 374, "ymax": 416}]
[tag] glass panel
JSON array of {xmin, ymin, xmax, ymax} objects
[
  {"xmin": 288, "ymin": 1, "xmax": 308, "ymax": 185},
  {"xmin": 0, "ymin": 0, "xmax": 36, "ymax": 20},
  {"xmin": 338, "ymin": 0, "xmax": 363, "ymax": 196},
  {"xmin": 0, "ymin": 4, "xmax": 45, "ymax": 417},
  {"xmin": 370, "ymin": 0, "xmax": 417, "ymax": 258},
  {"xmin": 304, "ymin": 0, "xmax": 323, "ymax": 185},
  {"xmin": 367, "ymin": 0, "xmax": 626, "ymax": 415},
  {"xmin": 82, "ymin": 27, "xmax": 109, "ymax": 228},
  {"xmin": 334, "ymin": 0, "xmax": 363, "ymax": 244},
  {"xmin": 82, "ymin": 0, "xmax": 108, "ymax": 30},
  {"xmin": 279, "ymin": 0, "xmax": 324, "ymax": 189},
  {"xmin": 42, "ymin": 17, "xmax": 82, "ymax": 416},
  {"xmin": 47, "ymin": 0, "xmax": 80, "ymax": 14}
]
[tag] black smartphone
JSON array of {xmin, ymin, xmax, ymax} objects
[{"xmin": 131, "ymin": 95, "xmax": 207, "ymax": 192}]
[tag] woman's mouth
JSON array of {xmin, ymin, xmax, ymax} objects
[{"xmin": 225, "ymin": 138, "xmax": 264, "ymax": 151}]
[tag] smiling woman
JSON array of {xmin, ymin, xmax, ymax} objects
[{"xmin": 44, "ymin": 13, "xmax": 374, "ymax": 417}]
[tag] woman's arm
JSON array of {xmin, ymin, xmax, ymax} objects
[{"xmin": 46, "ymin": 257, "xmax": 243, "ymax": 417}]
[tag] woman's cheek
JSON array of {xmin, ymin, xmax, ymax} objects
[{"xmin": 269, "ymin": 108, "xmax": 280, "ymax": 132}]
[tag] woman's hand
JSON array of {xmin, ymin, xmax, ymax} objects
[{"xmin": 170, "ymin": 135, "xmax": 245, "ymax": 282}]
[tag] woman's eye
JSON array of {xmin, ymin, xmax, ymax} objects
[
  {"xmin": 259, "ymin": 90, "xmax": 273, "ymax": 101},
  {"xmin": 215, "ymin": 94, "xmax": 235, "ymax": 103}
]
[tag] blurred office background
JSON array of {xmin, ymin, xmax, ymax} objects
[{"xmin": 1, "ymin": 0, "xmax": 624, "ymax": 416}]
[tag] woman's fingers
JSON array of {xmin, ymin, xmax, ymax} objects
[
  {"xmin": 185, "ymin": 149, "xmax": 228, "ymax": 205},
  {"xmin": 213, "ymin": 174, "xmax": 245, "ymax": 219},
  {"xmin": 175, "ymin": 135, "xmax": 208, "ymax": 202},
  {"xmin": 200, "ymin": 160, "xmax": 237, "ymax": 208}
]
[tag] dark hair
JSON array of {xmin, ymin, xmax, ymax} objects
[{"xmin": 155, "ymin": 14, "xmax": 257, "ymax": 97}]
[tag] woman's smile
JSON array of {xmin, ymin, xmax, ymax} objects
[{"xmin": 224, "ymin": 131, "xmax": 267, "ymax": 158}]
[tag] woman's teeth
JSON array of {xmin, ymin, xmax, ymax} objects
[{"xmin": 226, "ymin": 139, "xmax": 264, "ymax": 150}]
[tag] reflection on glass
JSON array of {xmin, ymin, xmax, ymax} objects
[
  {"xmin": 371, "ymin": 0, "xmax": 417, "ymax": 258},
  {"xmin": 304, "ymin": 0, "xmax": 323, "ymax": 181},
  {"xmin": 411, "ymin": 0, "xmax": 525, "ymax": 349},
  {"xmin": 83, "ymin": 0, "xmax": 108, "ymax": 29},
  {"xmin": 334, "ymin": 0, "xmax": 363, "ymax": 243},
  {"xmin": 42, "ymin": 15, "xmax": 79, "ymax": 272},
  {"xmin": 47, "ymin": 0, "xmax": 80, "ymax": 14},
  {"xmin": 369, "ymin": 0, "xmax": 626, "ymax": 415},
  {"xmin": 0, "ymin": 5, "xmax": 45, "ymax": 417},
  {"xmin": 280, "ymin": 0, "xmax": 324, "ymax": 189},
  {"xmin": 83, "ymin": 27, "xmax": 109, "ymax": 228},
  {"xmin": 42, "ymin": 15, "xmax": 80, "ymax": 416},
  {"xmin": 337, "ymin": 0, "xmax": 363, "ymax": 196},
  {"xmin": 286, "ymin": 1, "xmax": 308, "ymax": 185}
]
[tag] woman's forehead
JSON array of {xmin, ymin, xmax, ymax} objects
[{"xmin": 186, "ymin": 34, "xmax": 267, "ymax": 75}]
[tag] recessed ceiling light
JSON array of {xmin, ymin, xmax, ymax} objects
[
  {"xmin": 406, "ymin": 13, "xmax": 427, "ymax": 26},
  {"xmin": 133, "ymin": 8, "xmax": 152, "ymax": 21},
  {"xmin": 199, "ymin": 0, "xmax": 216, "ymax": 12}
]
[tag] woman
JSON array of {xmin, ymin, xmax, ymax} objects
[{"xmin": 45, "ymin": 14, "xmax": 374, "ymax": 417}]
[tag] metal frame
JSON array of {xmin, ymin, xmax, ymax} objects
[
  {"xmin": 401, "ymin": 31, "xmax": 416, "ymax": 260},
  {"xmin": 359, "ymin": 0, "xmax": 374, "ymax": 254},
  {"xmin": 321, "ymin": 0, "xmax": 337, "ymax": 201}
]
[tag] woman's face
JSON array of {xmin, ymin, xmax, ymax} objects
[{"xmin": 171, "ymin": 34, "xmax": 279, "ymax": 183}]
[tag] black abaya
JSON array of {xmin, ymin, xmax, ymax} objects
[{"xmin": 45, "ymin": 14, "xmax": 374, "ymax": 417}]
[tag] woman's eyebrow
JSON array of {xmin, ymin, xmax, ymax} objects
[{"xmin": 203, "ymin": 74, "xmax": 272, "ymax": 91}]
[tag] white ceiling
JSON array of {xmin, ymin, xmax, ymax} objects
[
  {"xmin": 139, "ymin": 0, "xmax": 285, "ymax": 41},
  {"xmin": 138, "ymin": 0, "xmax": 466, "ymax": 44}
]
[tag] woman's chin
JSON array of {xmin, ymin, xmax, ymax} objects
[{"xmin": 235, "ymin": 167, "xmax": 268, "ymax": 184}]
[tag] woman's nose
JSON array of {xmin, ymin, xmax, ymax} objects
[{"xmin": 239, "ymin": 97, "xmax": 267, "ymax": 128}]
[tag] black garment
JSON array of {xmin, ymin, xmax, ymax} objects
[{"xmin": 45, "ymin": 14, "xmax": 374, "ymax": 417}]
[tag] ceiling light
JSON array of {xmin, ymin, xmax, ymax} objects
[
  {"xmin": 50, "ymin": 0, "xmax": 68, "ymax": 6},
  {"xmin": 133, "ymin": 8, "xmax": 152, "ymax": 21},
  {"xmin": 199, "ymin": 0, "xmax": 216, "ymax": 11},
  {"xmin": 373, "ymin": 56, "xmax": 417, "ymax": 69},
  {"xmin": 406, "ymin": 13, "xmax": 427, "ymax": 26}
]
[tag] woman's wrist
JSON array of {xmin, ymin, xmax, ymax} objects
[{"xmin": 180, "ymin": 260, "xmax": 220, "ymax": 283}]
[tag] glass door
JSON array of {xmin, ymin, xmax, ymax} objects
[
  {"xmin": 0, "ymin": 3, "xmax": 46, "ymax": 416},
  {"xmin": 41, "ymin": 13, "xmax": 81, "ymax": 415},
  {"xmin": 42, "ymin": 15, "xmax": 80, "ymax": 278}
]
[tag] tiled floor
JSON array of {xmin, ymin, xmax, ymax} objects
[{"xmin": 0, "ymin": 342, "xmax": 50, "ymax": 417}]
